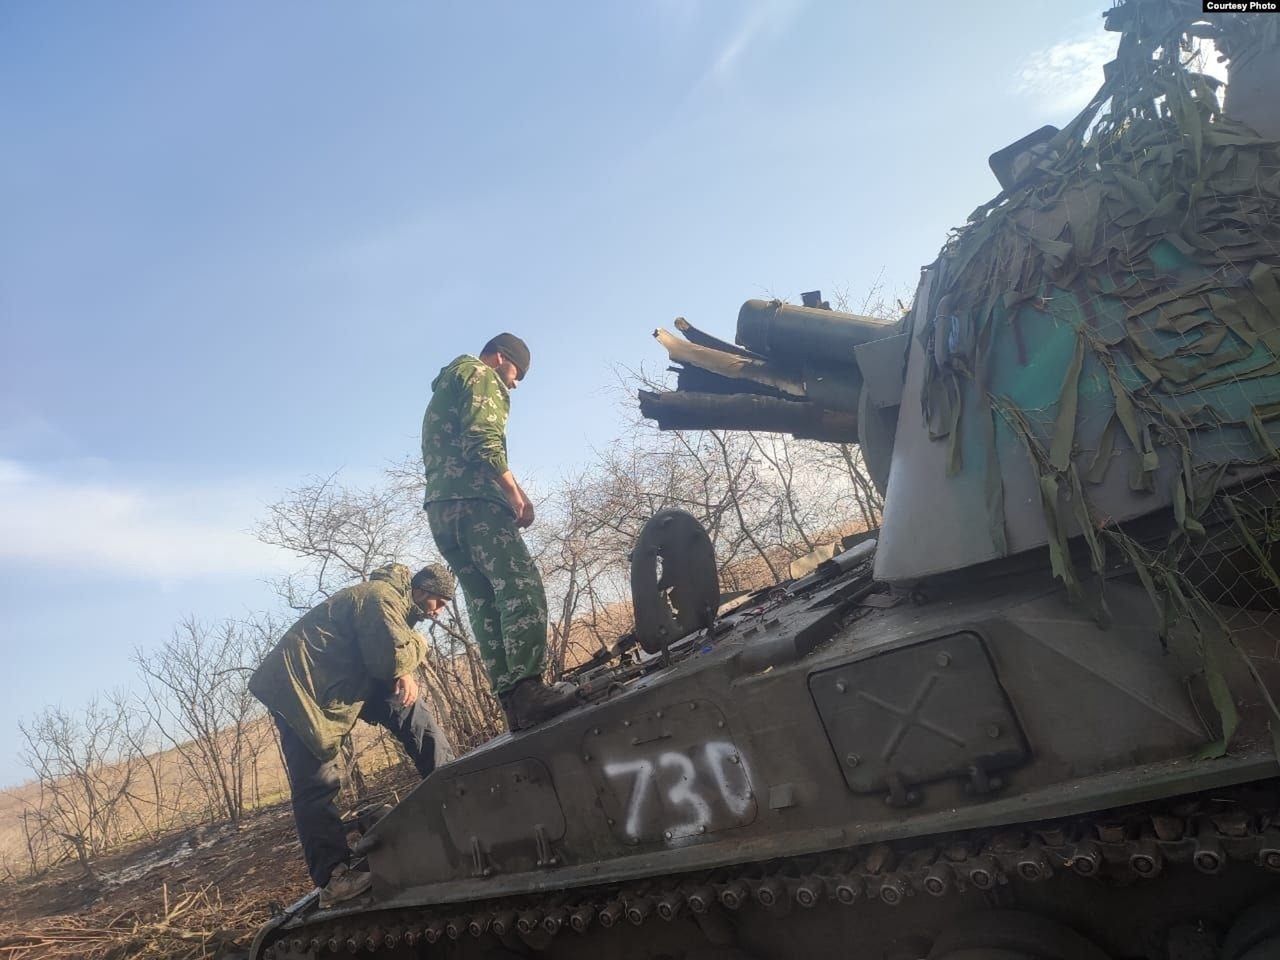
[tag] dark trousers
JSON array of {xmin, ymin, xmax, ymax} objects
[{"xmin": 275, "ymin": 688, "xmax": 449, "ymax": 887}]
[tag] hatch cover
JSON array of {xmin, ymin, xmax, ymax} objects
[
  {"xmin": 441, "ymin": 758, "xmax": 566, "ymax": 854},
  {"xmin": 810, "ymin": 633, "xmax": 1028, "ymax": 797}
]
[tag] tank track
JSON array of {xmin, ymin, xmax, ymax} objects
[{"xmin": 264, "ymin": 785, "xmax": 1280, "ymax": 958}]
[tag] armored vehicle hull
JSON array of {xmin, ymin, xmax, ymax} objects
[{"xmin": 255, "ymin": 559, "xmax": 1280, "ymax": 959}]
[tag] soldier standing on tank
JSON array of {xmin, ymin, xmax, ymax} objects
[
  {"xmin": 249, "ymin": 562, "xmax": 454, "ymax": 907},
  {"xmin": 421, "ymin": 333, "xmax": 578, "ymax": 731}
]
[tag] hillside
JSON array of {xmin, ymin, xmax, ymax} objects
[{"xmin": 0, "ymin": 762, "xmax": 418, "ymax": 959}]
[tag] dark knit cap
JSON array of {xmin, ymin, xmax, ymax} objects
[
  {"xmin": 481, "ymin": 333, "xmax": 531, "ymax": 380},
  {"xmin": 411, "ymin": 562, "xmax": 455, "ymax": 599}
]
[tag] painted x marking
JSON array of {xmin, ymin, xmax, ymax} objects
[{"xmin": 856, "ymin": 673, "xmax": 967, "ymax": 761}]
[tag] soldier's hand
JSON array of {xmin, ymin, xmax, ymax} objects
[
  {"xmin": 518, "ymin": 498, "xmax": 535, "ymax": 529},
  {"xmin": 393, "ymin": 673, "xmax": 419, "ymax": 708},
  {"xmin": 505, "ymin": 487, "xmax": 528, "ymax": 521}
]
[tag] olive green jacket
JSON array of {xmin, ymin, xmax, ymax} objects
[
  {"xmin": 421, "ymin": 354, "xmax": 512, "ymax": 512},
  {"xmin": 249, "ymin": 564, "xmax": 425, "ymax": 761}
]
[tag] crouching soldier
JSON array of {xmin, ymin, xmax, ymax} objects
[{"xmin": 250, "ymin": 562, "xmax": 454, "ymax": 906}]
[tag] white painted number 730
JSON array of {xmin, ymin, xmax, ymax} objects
[{"xmin": 603, "ymin": 741, "xmax": 753, "ymax": 842}]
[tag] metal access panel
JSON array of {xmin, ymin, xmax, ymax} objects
[
  {"xmin": 441, "ymin": 758, "xmax": 566, "ymax": 853},
  {"xmin": 854, "ymin": 333, "xmax": 909, "ymax": 409},
  {"xmin": 584, "ymin": 699, "xmax": 757, "ymax": 845},
  {"xmin": 810, "ymin": 633, "xmax": 1028, "ymax": 797}
]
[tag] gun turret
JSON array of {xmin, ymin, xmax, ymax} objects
[{"xmin": 642, "ymin": 3, "xmax": 1280, "ymax": 589}]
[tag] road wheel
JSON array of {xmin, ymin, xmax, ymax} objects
[
  {"xmin": 928, "ymin": 911, "xmax": 1110, "ymax": 960},
  {"xmin": 1221, "ymin": 894, "xmax": 1280, "ymax": 960}
]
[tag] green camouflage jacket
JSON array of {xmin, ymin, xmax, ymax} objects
[
  {"xmin": 249, "ymin": 564, "xmax": 425, "ymax": 760},
  {"xmin": 421, "ymin": 354, "xmax": 512, "ymax": 511}
]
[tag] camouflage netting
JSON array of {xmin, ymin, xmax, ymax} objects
[{"xmin": 920, "ymin": 1, "xmax": 1280, "ymax": 754}]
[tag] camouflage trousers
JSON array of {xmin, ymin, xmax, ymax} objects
[{"xmin": 426, "ymin": 499, "xmax": 548, "ymax": 696}]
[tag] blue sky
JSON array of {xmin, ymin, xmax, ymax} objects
[{"xmin": 0, "ymin": 0, "xmax": 1123, "ymax": 786}]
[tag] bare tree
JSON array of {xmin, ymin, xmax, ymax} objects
[
  {"xmin": 109, "ymin": 689, "xmax": 182, "ymax": 841},
  {"xmin": 17, "ymin": 696, "xmax": 148, "ymax": 878},
  {"xmin": 15, "ymin": 798, "xmax": 55, "ymax": 877},
  {"xmin": 527, "ymin": 470, "xmax": 635, "ymax": 676},
  {"xmin": 257, "ymin": 473, "xmax": 426, "ymax": 611},
  {"xmin": 132, "ymin": 615, "xmax": 278, "ymax": 825},
  {"xmin": 415, "ymin": 601, "xmax": 505, "ymax": 750},
  {"xmin": 824, "ymin": 442, "xmax": 885, "ymax": 530}
]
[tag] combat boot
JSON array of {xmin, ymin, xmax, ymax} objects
[
  {"xmin": 319, "ymin": 862, "xmax": 371, "ymax": 908},
  {"xmin": 500, "ymin": 677, "xmax": 580, "ymax": 731}
]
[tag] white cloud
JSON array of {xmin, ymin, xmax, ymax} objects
[
  {"xmin": 1015, "ymin": 30, "xmax": 1116, "ymax": 115},
  {"xmin": 0, "ymin": 459, "xmax": 291, "ymax": 580},
  {"xmin": 1016, "ymin": 29, "xmax": 1231, "ymax": 117}
]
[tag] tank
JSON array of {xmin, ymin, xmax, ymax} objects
[{"xmin": 250, "ymin": 4, "xmax": 1280, "ymax": 958}]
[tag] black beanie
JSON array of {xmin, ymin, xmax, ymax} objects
[{"xmin": 482, "ymin": 332, "xmax": 531, "ymax": 380}]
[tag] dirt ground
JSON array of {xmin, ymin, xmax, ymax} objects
[{"xmin": 0, "ymin": 766, "xmax": 418, "ymax": 960}]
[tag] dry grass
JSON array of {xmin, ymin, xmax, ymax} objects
[
  {"xmin": 0, "ymin": 882, "xmax": 267, "ymax": 959},
  {"xmin": 0, "ymin": 763, "xmax": 420, "ymax": 959},
  {"xmin": 0, "ymin": 802, "xmax": 308, "ymax": 959},
  {"xmin": 0, "ymin": 717, "xmax": 408, "ymax": 883}
]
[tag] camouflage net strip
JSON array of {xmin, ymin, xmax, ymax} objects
[{"xmin": 920, "ymin": 2, "xmax": 1280, "ymax": 756}]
